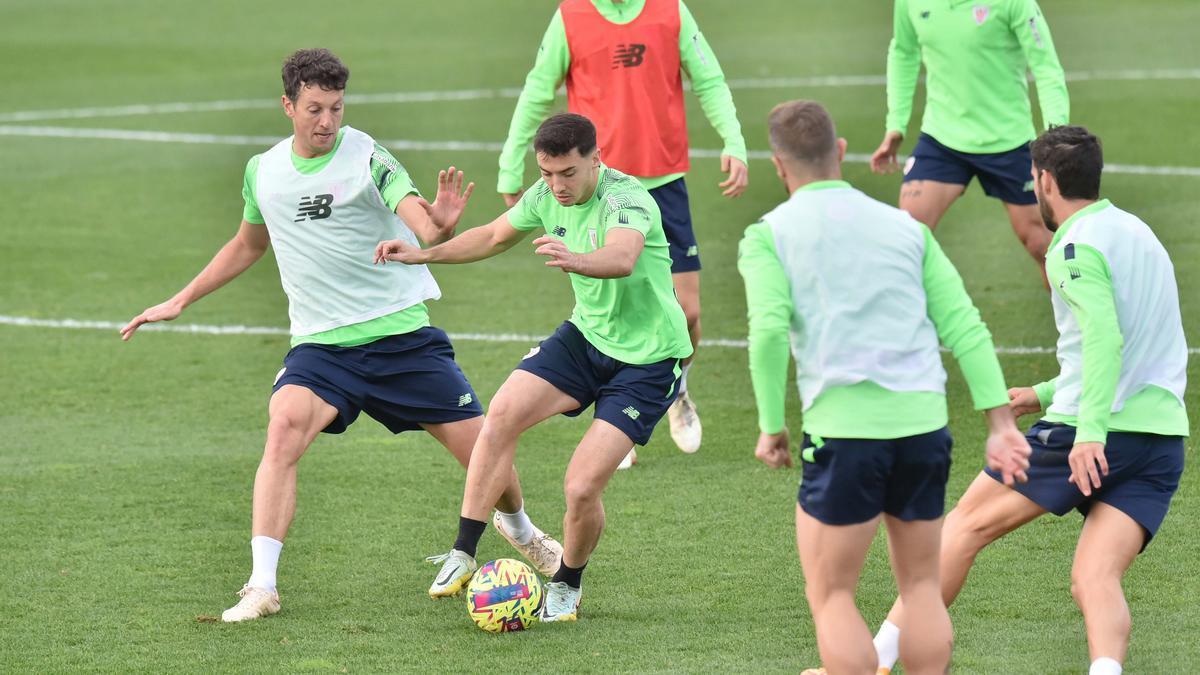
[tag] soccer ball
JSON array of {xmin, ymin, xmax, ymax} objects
[{"xmin": 465, "ymin": 558, "xmax": 544, "ymax": 632}]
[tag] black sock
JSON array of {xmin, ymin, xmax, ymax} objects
[
  {"xmin": 453, "ymin": 516, "xmax": 488, "ymax": 558},
  {"xmin": 551, "ymin": 560, "xmax": 587, "ymax": 589}
]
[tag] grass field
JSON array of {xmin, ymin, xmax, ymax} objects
[{"xmin": 2, "ymin": 0, "xmax": 1198, "ymax": 671}]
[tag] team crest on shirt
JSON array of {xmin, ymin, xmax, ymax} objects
[{"xmin": 973, "ymin": 4, "xmax": 990, "ymax": 25}]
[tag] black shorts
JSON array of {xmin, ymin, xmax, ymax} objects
[
  {"xmin": 903, "ymin": 133, "xmax": 1037, "ymax": 205},
  {"xmin": 984, "ymin": 420, "xmax": 1185, "ymax": 548},
  {"xmin": 799, "ymin": 427, "xmax": 954, "ymax": 525},
  {"xmin": 515, "ymin": 321, "xmax": 681, "ymax": 446},
  {"xmin": 272, "ymin": 327, "xmax": 483, "ymax": 434},
  {"xmin": 647, "ymin": 177, "xmax": 700, "ymax": 273}
]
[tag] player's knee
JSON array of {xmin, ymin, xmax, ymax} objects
[
  {"xmin": 263, "ymin": 414, "xmax": 309, "ymax": 465},
  {"xmin": 942, "ymin": 508, "xmax": 998, "ymax": 557},
  {"xmin": 480, "ymin": 398, "xmax": 524, "ymax": 440},
  {"xmin": 562, "ymin": 474, "xmax": 602, "ymax": 509}
]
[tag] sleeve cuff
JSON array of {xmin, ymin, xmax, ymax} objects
[{"xmin": 1033, "ymin": 380, "xmax": 1056, "ymax": 409}]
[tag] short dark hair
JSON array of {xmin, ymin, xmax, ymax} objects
[
  {"xmin": 534, "ymin": 113, "xmax": 597, "ymax": 157},
  {"xmin": 282, "ymin": 48, "xmax": 349, "ymax": 101},
  {"xmin": 1030, "ymin": 125, "xmax": 1103, "ymax": 200},
  {"xmin": 767, "ymin": 100, "xmax": 837, "ymax": 168}
]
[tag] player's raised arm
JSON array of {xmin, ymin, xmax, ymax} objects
[
  {"xmin": 120, "ymin": 219, "xmax": 271, "ymax": 340},
  {"xmin": 394, "ymin": 166, "xmax": 475, "ymax": 246},
  {"xmin": 375, "ymin": 212, "xmax": 528, "ymax": 266}
]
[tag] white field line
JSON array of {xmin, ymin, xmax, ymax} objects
[
  {"xmin": 4, "ymin": 125, "xmax": 1199, "ymax": 177},
  {"xmin": 2, "ymin": 69, "xmax": 1199, "ymax": 124},
  {"xmin": 5, "ymin": 315, "xmax": 1197, "ymax": 356}
]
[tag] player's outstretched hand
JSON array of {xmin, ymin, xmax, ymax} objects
[
  {"xmin": 719, "ymin": 155, "xmax": 749, "ymax": 198},
  {"xmin": 423, "ymin": 166, "xmax": 475, "ymax": 231},
  {"xmin": 870, "ymin": 131, "xmax": 904, "ymax": 174},
  {"xmin": 374, "ymin": 238, "xmax": 427, "ymax": 265},
  {"xmin": 533, "ymin": 236, "xmax": 582, "ymax": 273},
  {"xmin": 1068, "ymin": 441, "xmax": 1108, "ymax": 496},
  {"xmin": 1008, "ymin": 386, "xmax": 1042, "ymax": 418},
  {"xmin": 120, "ymin": 299, "xmax": 183, "ymax": 341},
  {"xmin": 501, "ymin": 190, "xmax": 524, "ymax": 208},
  {"xmin": 755, "ymin": 429, "xmax": 792, "ymax": 469}
]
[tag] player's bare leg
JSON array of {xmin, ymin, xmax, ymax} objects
[
  {"xmin": 560, "ymin": 419, "xmax": 637, "ymax": 566},
  {"xmin": 874, "ymin": 473, "xmax": 1047, "ymax": 667},
  {"xmin": 1003, "ymin": 201, "xmax": 1052, "ymax": 285},
  {"xmin": 796, "ymin": 505, "xmax": 880, "ymax": 675},
  {"xmin": 666, "ymin": 270, "xmax": 702, "ymax": 454},
  {"xmin": 1071, "ymin": 502, "xmax": 1142, "ymax": 670},
  {"xmin": 423, "ymin": 417, "xmax": 562, "ymax": 576},
  {"xmin": 883, "ymin": 516, "xmax": 951, "ymax": 675},
  {"xmin": 252, "ymin": 384, "xmax": 338, "ymax": 541},
  {"xmin": 423, "ymin": 417, "xmax": 523, "ymax": 513},
  {"xmin": 458, "ymin": 370, "xmax": 580, "ymax": 521},
  {"xmin": 541, "ymin": 419, "xmax": 637, "ymax": 621},
  {"xmin": 429, "ymin": 370, "xmax": 578, "ymax": 598},
  {"xmin": 224, "ymin": 384, "xmax": 337, "ymax": 622},
  {"xmin": 898, "ymin": 179, "xmax": 965, "ymax": 230}
]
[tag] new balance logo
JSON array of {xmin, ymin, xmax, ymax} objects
[
  {"xmin": 458, "ymin": 393, "xmax": 474, "ymax": 407},
  {"xmin": 294, "ymin": 194, "xmax": 333, "ymax": 222},
  {"xmin": 612, "ymin": 44, "xmax": 646, "ymax": 69},
  {"xmin": 686, "ymin": 245, "xmax": 699, "ymax": 257},
  {"xmin": 622, "ymin": 406, "xmax": 641, "ymax": 420},
  {"xmin": 552, "ymin": 226, "xmax": 567, "ymax": 237}
]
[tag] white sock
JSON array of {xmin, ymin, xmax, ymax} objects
[
  {"xmin": 678, "ymin": 362, "xmax": 692, "ymax": 396},
  {"xmin": 873, "ymin": 620, "xmax": 901, "ymax": 670},
  {"xmin": 1089, "ymin": 657, "xmax": 1122, "ymax": 675},
  {"xmin": 246, "ymin": 535, "xmax": 283, "ymax": 592},
  {"xmin": 497, "ymin": 506, "xmax": 534, "ymax": 545}
]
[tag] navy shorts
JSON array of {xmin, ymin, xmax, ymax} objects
[
  {"xmin": 985, "ymin": 420, "xmax": 1185, "ymax": 547},
  {"xmin": 515, "ymin": 321, "xmax": 681, "ymax": 446},
  {"xmin": 272, "ymin": 326, "xmax": 483, "ymax": 434},
  {"xmin": 648, "ymin": 178, "xmax": 701, "ymax": 273},
  {"xmin": 799, "ymin": 427, "xmax": 953, "ymax": 526},
  {"xmin": 903, "ymin": 133, "xmax": 1037, "ymax": 205}
]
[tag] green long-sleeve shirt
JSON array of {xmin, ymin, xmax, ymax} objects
[
  {"xmin": 886, "ymin": 0, "xmax": 1069, "ymax": 153},
  {"xmin": 738, "ymin": 183, "xmax": 1008, "ymax": 438},
  {"xmin": 498, "ymin": 0, "xmax": 746, "ymax": 194},
  {"xmin": 1032, "ymin": 200, "xmax": 1189, "ymax": 443}
]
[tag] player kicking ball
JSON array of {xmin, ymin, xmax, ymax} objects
[
  {"xmin": 864, "ymin": 126, "xmax": 1188, "ymax": 675},
  {"xmin": 121, "ymin": 48, "xmax": 561, "ymax": 623},
  {"xmin": 376, "ymin": 113, "xmax": 692, "ymax": 621},
  {"xmin": 738, "ymin": 100, "xmax": 1031, "ymax": 674}
]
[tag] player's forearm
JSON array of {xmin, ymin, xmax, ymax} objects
[
  {"xmin": 1016, "ymin": 1, "xmax": 1069, "ymax": 128},
  {"xmin": 1075, "ymin": 316, "xmax": 1122, "ymax": 443},
  {"xmin": 749, "ymin": 329, "xmax": 790, "ymax": 434},
  {"xmin": 498, "ymin": 11, "xmax": 569, "ymax": 194},
  {"xmin": 174, "ymin": 233, "xmax": 268, "ymax": 309},
  {"xmin": 885, "ymin": 0, "xmax": 920, "ymax": 134},
  {"xmin": 422, "ymin": 224, "xmax": 517, "ymax": 265},
  {"xmin": 499, "ymin": 87, "xmax": 558, "ymax": 194},
  {"xmin": 679, "ymin": 13, "xmax": 746, "ymax": 162},
  {"xmin": 569, "ymin": 245, "xmax": 639, "ymax": 279}
]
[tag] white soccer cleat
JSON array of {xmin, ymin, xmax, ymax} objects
[
  {"xmin": 616, "ymin": 447, "xmax": 637, "ymax": 470},
  {"xmin": 491, "ymin": 511, "xmax": 563, "ymax": 577},
  {"xmin": 541, "ymin": 581, "xmax": 582, "ymax": 622},
  {"xmin": 668, "ymin": 391, "xmax": 702, "ymax": 453},
  {"xmin": 426, "ymin": 549, "xmax": 477, "ymax": 598},
  {"xmin": 221, "ymin": 584, "xmax": 281, "ymax": 623}
]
